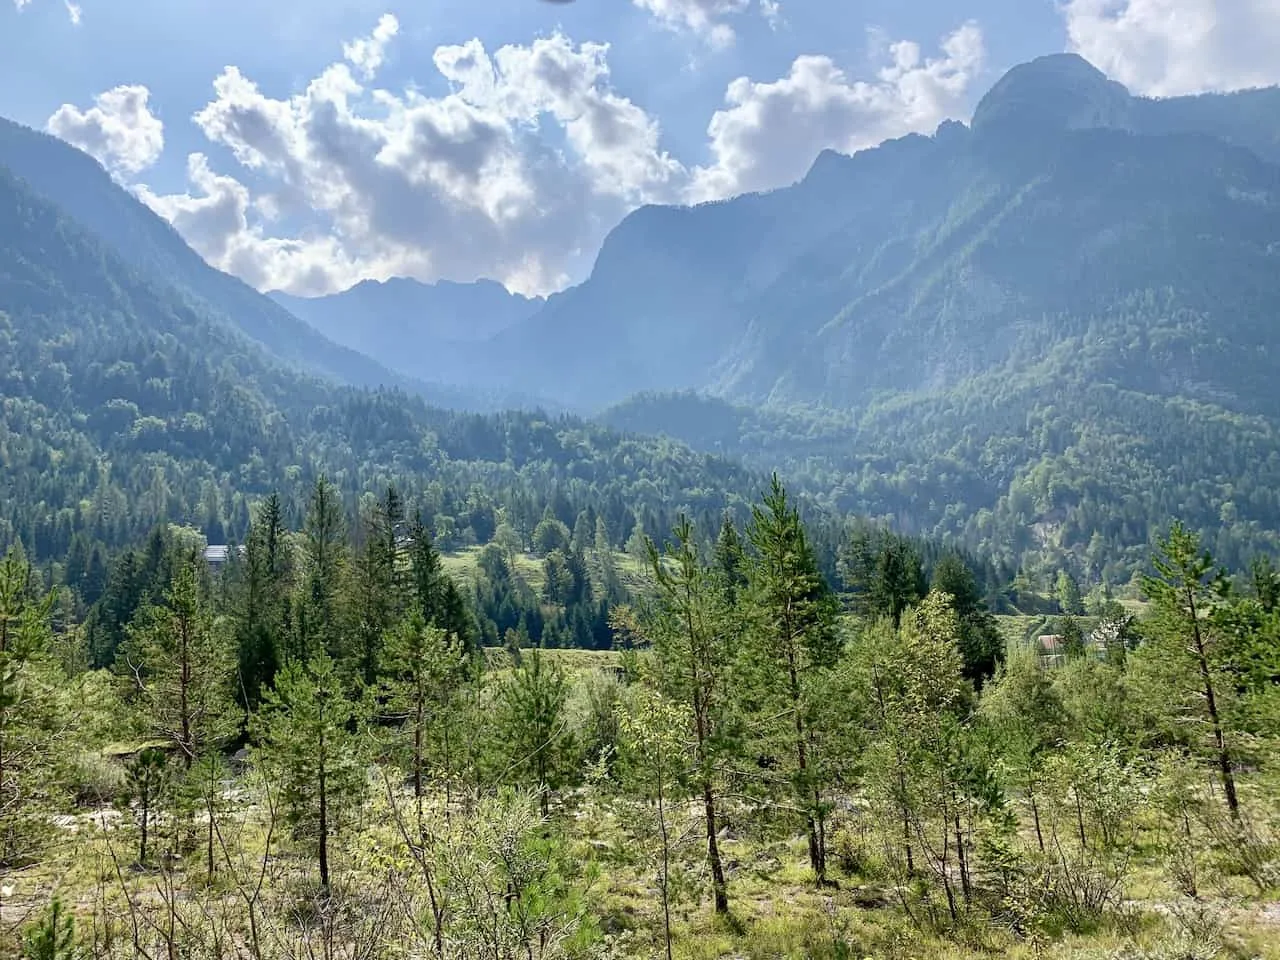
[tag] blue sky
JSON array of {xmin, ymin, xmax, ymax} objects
[{"xmin": 2, "ymin": 0, "xmax": 1274, "ymax": 296}]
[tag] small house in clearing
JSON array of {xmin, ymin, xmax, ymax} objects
[
  {"xmin": 1036, "ymin": 634, "xmax": 1066, "ymax": 669},
  {"xmin": 203, "ymin": 545, "xmax": 245, "ymax": 569}
]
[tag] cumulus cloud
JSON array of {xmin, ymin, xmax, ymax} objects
[
  {"xmin": 47, "ymin": 85, "xmax": 164, "ymax": 177},
  {"xmin": 342, "ymin": 13, "xmax": 399, "ymax": 80},
  {"xmin": 631, "ymin": 0, "xmax": 778, "ymax": 47},
  {"xmin": 138, "ymin": 25, "xmax": 686, "ymax": 296},
  {"xmin": 691, "ymin": 21, "xmax": 984, "ymax": 200},
  {"xmin": 125, "ymin": 14, "xmax": 988, "ymax": 296},
  {"xmin": 1064, "ymin": 0, "xmax": 1280, "ymax": 96},
  {"xmin": 136, "ymin": 154, "xmax": 366, "ymax": 295}
]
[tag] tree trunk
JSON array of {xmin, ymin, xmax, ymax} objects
[
  {"xmin": 786, "ymin": 645, "xmax": 823, "ymax": 884},
  {"xmin": 702, "ymin": 777, "xmax": 729, "ymax": 915},
  {"xmin": 657, "ymin": 743, "xmax": 675, "ymax": 960},
  {"xmin": 140, "ymin": 793, "xmax": 150, "ymax": 865},
  {"xmin": 318, "ymin": 738, "xmax": 330, "ymax": 892},
  {"xmin": 1187, "ymin": 586, "xmax": 1239, "ymax": 819},
  {"xmin": 1029, "ymin": 777, "xmax": 1045, "ymax": 853},
  {"xmin": 953, "ymin": 804, "xmax": 971, "ymax": 904}
]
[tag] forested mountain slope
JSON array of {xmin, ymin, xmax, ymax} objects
[
  {"xmin": 0, "ymin": 118, "xmax": 515, "ymax": 410},
  {"xmin": 0, "ymin": 159, "xmax": 761, "ymax": 571},
  {"xmin": 590, "ymin": 57, "xmax": 1280, "ymax": 580}
]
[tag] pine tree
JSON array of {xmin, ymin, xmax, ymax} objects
[
  {"xmin": 296, "ymin": 477, "xmax": 347, "ymax": 663},
  {"xmin": 932, "ymin": 552, "xmax": 1005, "ymax": 683},
  {"xmin": 351, "ymin": 488, "xmax": 405, "ymax": 687},
  {"xmin": 256, "ymin": 653, "xmax": 368, "ymax": 892},
  {"xmin": 236, "ymin": 492, "xmax": 292, "ymax": 707},
  {"xmin": 744, "ymin": 476, "xmax": 842, "ymax": 885},
  {"xmin": 118, "ymin": 558, "xmax": 239, "ymax": 769},
  {"xmin": 381, "ymin": 613, "xmax": 467, "ymax": 828},
  {"xmin": 500, "ymin": 648, "xmax": 574, "ymax": 817},
  {"xmin": 1140, "ymin": 522, "xmax": 1239, "ymax": 820},
  {"xmin": 647, "ymin": 515, "xmax": 734, "ymax": 914},
  {"xmin": 21, "ymin": 895, "xmax": 77, "ymax": 960},
  {"xmin": 122, "ymin": 747, "xmax": 169, "ymax": 865},
  {"xmin": 0, "ymin": 546, "xmax": 61, "ymax": 866}
]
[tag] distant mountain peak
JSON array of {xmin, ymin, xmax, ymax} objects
[
  {"xmin": 973, "ymin": 53, "xmax": 1133, "ymax": 136},
  {"xmin": 342, "ymin": 275, "xmax": 529, "ymax": 300}
]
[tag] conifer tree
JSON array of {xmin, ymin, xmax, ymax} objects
[
  {"xmin": 647, "ymin": 515, "xmax": 734, "ymax": 914},
  {"xmin": 500, "ymin": 648, "xmax": 574, "ymax": 817},
  {"xmin": 122, "ymin": 746, "xmax": 169, "ymax": 866},
  {"xmin": 118, "ymin": 558, "xmax": 239, "ymax": 770},
  {"xmin": 236, "ymin": 492, "xmax": 293, "ymax": 706},
  {"xmin": 744, "ymin": 476, "xmax": 842, "ymax": 885},
  {"xmin": 297, "ymin": 477, "xmax": 348, "ymax": 663},
  {"xmin": 351, "ymin": 488, "xmax": 405, "ymax": 686},
  {"xmin": 1139, "ymin": 522, "xmax": 1239, "ymax": 820},
  {"xmin": 0, "ymin": 546, "xmax": 62, "ymax": 866},
  {"xmin": 21, "ymin": 895, "xmax": 77, "ymax": 960},
  {"xmin": 381, "ymin": 613, "xmax": 467, "ymax": 829},
  {"xmin": 256, "ymin": 653, "xmax": 368, "ymax": 892}
]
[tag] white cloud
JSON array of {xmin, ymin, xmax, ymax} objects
[
  {"xmin": 123, "ymin": 14, "xmax": 988, "ymax": 296},
  {"xmin": 12, "ymin": 0, "xmax": 80, "ymax": 20},
  {"xmin": 136, "ymin": 154, "xmax": 367, "ymax": 295},
  {"xmin": 1063, "ymin": 0, "xmax": 1280, "ymax": 96},
  {"xmin": 342, "ymin": 13, "xmax": 399, "ymax": 81},
  {"xmin": 139, "ymin": 23, "xmax": 685, "ymax": 297},
  {"xmin": 46, "ymin": 85, "xmax": 164, "ymax": 177},
  {"xmin": 691, "ymin": 22, "xmax": 984, "ymax": 200},
  {"xmin": 631, "ymin": 0, "xmax": 777, "ymax": 47}
]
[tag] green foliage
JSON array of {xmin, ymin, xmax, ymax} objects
[
  {"xmin": 121, "ymin": 746, "xmax": 170, "ymax": 865},
  {"xmin": 255, "ymin": 653, "xmax": 369, "ymax": 889},
  {"xmin": 499, "ymin": 648, "xmax": 576, "ymax": 815},
  {"xmin": 432, "ymin": 788, "xmax": 599, "ymax": 959},
  {"xmin": 116, "ymin": 557, "xmax": 239, "ymax": 766},
  {"xmin": 744, "ymin": 476, "xmax": 843, "ymax": 883},
  {"xmin": 21, "ymin": 896, "xmax": 78, "ymax": 960}
]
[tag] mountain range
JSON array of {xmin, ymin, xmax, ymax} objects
[{"xmin": 4, "ymin": 52, "xmax": 1280, "ymax": 579}]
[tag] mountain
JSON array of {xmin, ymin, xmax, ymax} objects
[
  {"xmin": 469, "ymin": 55, "xmax": 1280, "ymax": 413},
  {"xmin": 581, "ymin": 55, "xmax": 1280, "ymax": 577},
  {"xmin": 270, "ymin": 277, "xmax": 542, "ymax": 385},
  {"xmin": 0, "ymin": 154, "xmax": 764, "ymax": 568},
  {"xmin": 0, "ymin": 118, "xmax": 529, "ymax": 411}
]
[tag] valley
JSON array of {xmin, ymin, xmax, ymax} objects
[{"xmin": 2, "ymin": 40, "xmax": 1280, "ymax": 960}]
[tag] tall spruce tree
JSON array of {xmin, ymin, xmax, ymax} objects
[
  {"xmin": 296, "ymin": 477, "xmax": 348, "ymax": 663},
  {"xmin": 236, "ymin": 492, "xmax": 293, "ymax": 707}
]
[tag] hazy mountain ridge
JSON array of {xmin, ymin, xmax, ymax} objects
[{"xmin": 270, "ymin": 277, "xmax": 544, "ymax": 384}]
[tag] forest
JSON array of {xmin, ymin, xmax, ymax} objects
[{"xmin": 1, "ymin": 472, "xmax": 1279, "ymax": 959}]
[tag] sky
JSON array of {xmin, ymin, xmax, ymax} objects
[{"xmin": 3, "ymin": 0, "xmax": 1278, "ymax": 298}]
